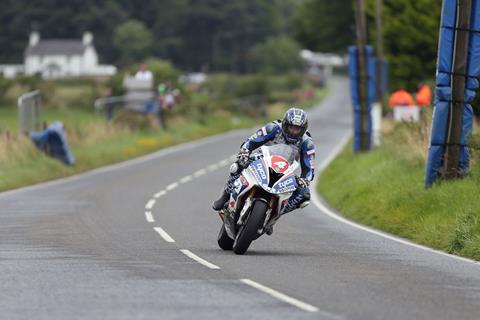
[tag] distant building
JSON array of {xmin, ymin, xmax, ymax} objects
[{"xmin": 0, "ymin": 31, "xmax": 116, "ymax": 79}]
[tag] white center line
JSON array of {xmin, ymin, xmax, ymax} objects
[
  {"xmin": 145, "ymin": 199, "xmax": 156, "ymax": 210},
  {"xmin": 145, "ymin": 211, "xmax": 155, "ymax": 223},
  {"xmin": 154, "ymin": 190, "xmax": 167, "ymax": 198},
  {"xmin": 207, "ymin": 163, "xmax": 219, "ymax": 171},
  {"xmin": 154, "ymin": 227, "xmax": 175, "ymax": 243},
  {"xmin": 180, "ymin": 175, "xmax": 192, "ymax": 183},
  {"xmin": 193, "ymin": 169, "xmax": 207, "ymax": 177},
  {"xmin": 166, "ymin": 182, "xmax": 179, "ymax": 191},
  {"xmin": 240, "ymin": 279, "xmax": 321, "ymax": 313},
  {"xmin": 180, "ymin": 249, "xmax": 220, "ymax": 269},
  {"xmin": 219, "ymin": 159, "xmax": 229, "ymax": 166}
]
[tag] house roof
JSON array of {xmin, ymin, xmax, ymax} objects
[{"xmin": 25, "ymin": 40, "xmax": 88, "ymax": 57}]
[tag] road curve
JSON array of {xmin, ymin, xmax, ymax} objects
[{"xmin": 1, "ymin": 78, "xmax": 480, "ymax": 320}]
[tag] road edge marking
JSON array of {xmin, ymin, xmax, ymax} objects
[{"xmin": 179, "ymin": 249, "xmax": 220, "ymax": 269}]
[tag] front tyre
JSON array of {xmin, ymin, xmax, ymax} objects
[
  {"xmin": 217, "ymin": 223, "xmax": 234, "ymax": 250},
  {"xmin": 233, "ymin": 200, "xmax": 268, "ymax": 255}
]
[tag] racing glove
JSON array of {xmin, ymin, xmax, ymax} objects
[
  {"xmin": 296, "ymin": 177, "xmax": 310, "ymax": 189},
  {"xmin": 236, "ymin": 148, "xmax": 250, "ymax": 168}
]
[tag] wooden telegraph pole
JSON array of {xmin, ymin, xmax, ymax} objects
[
  {"xmin": 375, "ymin": 0, "xmax": 384, "ymax": 102},
  {"xmin": 444, "ymin": 0, "xmax": 472, "ymax": 179},
  {"xmin": 354, "ymin": 0, "xmax": 369, "ymax": 151}
]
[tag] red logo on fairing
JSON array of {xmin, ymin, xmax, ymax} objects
[{"xmin": 271, "ymin": 156, "xmax": 289, "ymax": 173}]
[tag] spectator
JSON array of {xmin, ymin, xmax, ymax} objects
[
  {"xmin": 416, "ymin": 83, "xmax": 432, "ymax": 108},
  {"xmin": 388, "ymin": 89, "xmax": 415, "ymax": 108},
  {"xmin": 134, "ymin": 64, "xmax": 153, "ymax": 81}
]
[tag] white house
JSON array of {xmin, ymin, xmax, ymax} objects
[{"xmin": 0, "ymin": 31, "xmax": 116, "ymax": 79}]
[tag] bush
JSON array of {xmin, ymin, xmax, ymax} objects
[{"xmin": 249, "ymin": 36, "xmax": 303, "ymax": 74}]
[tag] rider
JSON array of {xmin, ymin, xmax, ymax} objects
[{"xmin": 212, "ymin": 107, "xmax": 315, "ymax": 219}]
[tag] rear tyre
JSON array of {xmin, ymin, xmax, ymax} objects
[
  {"xmin": 217, "ymin": 224, "xmax": 234, "ymax": 250},
  {"xmin": 233, "ymin": 200, "xmax": 268, "ymax": 255}
]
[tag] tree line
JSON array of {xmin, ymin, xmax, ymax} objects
[{"xmin": 0, "ymin": 0, "xmax": 442, "ymax": 89}]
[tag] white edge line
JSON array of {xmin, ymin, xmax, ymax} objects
[
  {"xmin": 166, "ymin": 182, "xmax": 179, "ymax": 191},
  {"xmin": 145, "ymin": 211, "xmax": 155, "ymax": 223},
  {"xmin": 312, "ymin": 131, "xmax": 479, "ymax": 265},
  {"xmin": 180, "ymin": 249, "xmax": 220, "ymax": 269},
  {"xmin": 154, "ymin": 227, "xmax": 175, "ymax": 243},
  {"xmin": 145, "ymin": 199, "xmax": 156, "ymax": 210},
  {"xmin": 154, "ymin": 190, "xmax": 167, "ymax": 198},
  {"xmin": 240, "ymin": 279, "xmax": 321, "ymax": 314}
]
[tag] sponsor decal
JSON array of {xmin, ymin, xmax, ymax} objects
[
  {"xmin": 271, "ymin": 155, "xmax": 289, "ymax": 173},
  {"xmin": 256, "ymin": 162, "xmax": 267, "ymax": 180}
]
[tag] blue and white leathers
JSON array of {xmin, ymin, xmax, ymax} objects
[{"xmin": 228, "ymin": 120, "xmax": 316, "ymax": 214}]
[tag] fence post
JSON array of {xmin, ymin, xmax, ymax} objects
[{"xmin": 18, "ymin": 90, "xmax": 41, "ymax": 134}]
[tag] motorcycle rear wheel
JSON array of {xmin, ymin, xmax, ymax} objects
[
  {"xmin": 217, "ymin": 223, "xmax": 234, "ymax": 250},
  {"xmin": 233, "ymin": 200, "xmax": 267, "ymax": 255}
]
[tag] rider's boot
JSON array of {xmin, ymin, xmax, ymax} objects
[{"xmin": 212, "ymin": 190, "xmax": 230, "ymax": 211}]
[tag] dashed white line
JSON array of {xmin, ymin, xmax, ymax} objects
[
  {"xmin": 180, "ymin": 175, "xmax": 193, "ymax": 183},
  {"xmin": 154, "ymin": 190, "xmax": 167, "ymax": 198},
  {"xmin": 180, "ymin": 249, "xmax": 220, "ymax": 269},
  {"xmin": 219, "ymin": 159, "xmax": 229, "ymax": 166},
  {"xmin": 240, "ymin": 279, "xmax": 322, "ymax": 314},
  {"xmin": 207, "ymin": 163, "xmax": 219, "ymax": 171},
  {"xmin": 166, "ymin": 182, "xmax": 179, "ymax": 191},
  {"xmin": 154, "ymin": 227, "xmax": 175, "ymax": 243},
  {"xmin": 193, "ymin": 169, "xmax": 207, "ymax": 177},
  {"xmin": 145, "ymin": 211, "xmax": 155, "ymax": 223},
  {"xmin": 145, "ymin": 199, "xmax": 156, "ymax": 210}
]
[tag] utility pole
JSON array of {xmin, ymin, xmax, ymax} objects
[
  {"xmin": 354, "ymin": 0, "xmax": 369, "ymax": 151},
  {"xmin": 375, "ymin": 0, "xmax": 384, "ymax": 102},
  {"xmin": 443, "ymin": 0, "xmax": 472, "ymax": 179}
]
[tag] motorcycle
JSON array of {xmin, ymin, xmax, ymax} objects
[{"xmin": 217, "ymin": 144, "xmax": 304, "ymax": 255}]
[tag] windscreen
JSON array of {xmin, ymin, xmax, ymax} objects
[{"xmin": 256, "ymin": 144, "xmax": 299, "ymax": 164}]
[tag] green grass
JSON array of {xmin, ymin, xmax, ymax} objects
[
  {"xmin": 318, "ymin": 121, "xmax": 480, "ymax": 261},
  {"xmin": 0, "ymin": 82, "xmax": 327, "ymax": 192}
]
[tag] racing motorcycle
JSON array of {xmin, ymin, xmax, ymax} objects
[{"xmin": 217, "ymin": 144, "xmax": 306, "ymax": 255}]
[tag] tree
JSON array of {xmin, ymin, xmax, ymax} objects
[
  {"xmin": 294, "ymin": 0, "xmax": 355, "ymax": 53},
  {"xmin": 249, "ymin": 36, "xmax": 302, "ymax": 74},
  {"xmin": 366, "ymin": 0, "xmax": 441, "ymax": 90},
  {"xmin": 113, "ymin": 19, "xmax": 153, "ymax": 66}
]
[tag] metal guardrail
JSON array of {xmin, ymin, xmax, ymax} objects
[{"xmin": 18, "ymin": 90, "xmax": 41, "ymax": 134}]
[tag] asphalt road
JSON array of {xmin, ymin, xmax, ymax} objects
[{"xmin": 1, "ymin": 78, "xmax": 480, "ymax": 320}]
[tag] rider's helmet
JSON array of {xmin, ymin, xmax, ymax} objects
[{"xmin": 281, "ymin": 107, "xmax": 308, "ymax": 143}]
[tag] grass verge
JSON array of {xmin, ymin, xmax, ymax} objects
[
  {"xmin": 318, "ymin": 118, "xmax": 480, "ymax": 261},
  {"xmin": 0, "ymin": 87, "xmax": 328, "ymax": 192}
]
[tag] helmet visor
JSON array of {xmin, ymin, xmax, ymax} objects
[{"xmin": 286, "ymin": 124, "xmax": 302, "ymax": 136}]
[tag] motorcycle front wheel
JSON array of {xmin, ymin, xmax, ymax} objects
[{"xmin": 233, "ymin": 200, "xmax": 268, "ymax": 255}]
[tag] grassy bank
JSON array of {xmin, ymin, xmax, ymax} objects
[
  {"xmin": 318, "ymin": 118, "xmax": 480, "ymax": 261},
  {"xmin": 0, "ymin": 85, "xmax": 327, "ymax": 192}
]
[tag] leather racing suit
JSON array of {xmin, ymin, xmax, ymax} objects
[{"xmin": 226, "ymin": 120, "xmax": 315, "ymax": 214}]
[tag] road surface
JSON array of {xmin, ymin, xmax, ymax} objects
[{"xmin": 1, "ymin": 78, "xmax": 479, "ymax": 320}]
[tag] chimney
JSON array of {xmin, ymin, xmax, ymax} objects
[
  {"xmin": 29, "ymin": 31, "xmax": 40, "ymax": 46},
  {"xmin": 82, "ymin": 32, "xmax": 93, "ymax": 45}
]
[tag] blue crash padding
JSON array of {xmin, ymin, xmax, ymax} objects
[
  {"xmin": 348, "ymin": 45, "xmax": 375, "ymax": 152},
  {"xmin": 425, "ymin": 0, "xmax": 480, "ymax": 186},
  {"xmin": 30, "ymin": 121, "xmax": 75, "ymax": 165}
]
